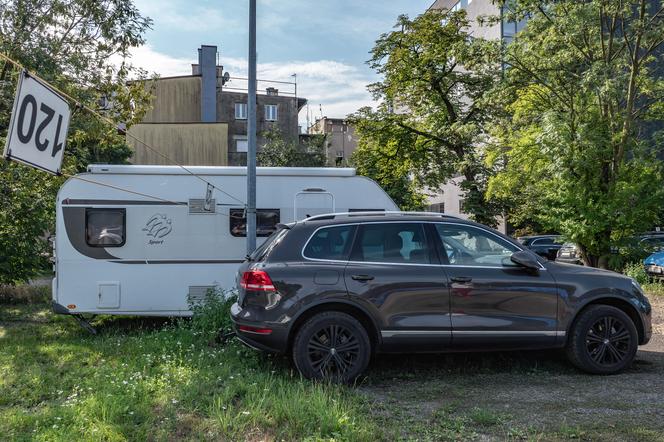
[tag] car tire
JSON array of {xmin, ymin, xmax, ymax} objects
[
  {"xmin": 566, "ymin": 305, "xmax": 638, "ymax": 374},
  {"xmin": 292, "ymin": 311, "xmax": 371, "ymax": 383}
]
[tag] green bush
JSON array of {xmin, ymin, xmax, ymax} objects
[
  {"xmin": 0, "ymin": 284, "xmax": 50, "ymax": 305},
  {"xmin": 622, "ymin": 262, "xmax": 649, "ymax": 285},
  {"xmin": 187, "ymin": 288, "xmax": 238, "ymax": 340}
]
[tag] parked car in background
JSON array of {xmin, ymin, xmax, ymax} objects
[
  {"xmin": 517, "ymin": 235, "xmax": 562, "ymax": 260},
  {"xmin": 231, "ymin": 212, "xmax": 652, "ymax": 382},
  {"xmin": 644, "ymin": 251, "xmax": 664, "ymax": 279},
  {"xmin": 556, "ymin": 242, "xmax": 583, "ymax": 265}
]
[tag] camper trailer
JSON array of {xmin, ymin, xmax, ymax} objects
[{"xmin": 53, "ymin": 165, "xmax": 398, "ymax": 319}]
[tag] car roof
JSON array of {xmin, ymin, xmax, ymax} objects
[{"xmin": 298, "ymin": 211, "xmax": 479, "ymax": 227}]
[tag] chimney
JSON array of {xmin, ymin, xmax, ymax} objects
[
  {"xmin": 266, "ymin": 87, "xmax": 279, "ymax": 96},
  {"xmin": 198, "ymin": 45, "xmax": 217, "ymax": 122}
]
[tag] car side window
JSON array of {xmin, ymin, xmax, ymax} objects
[
  {"xmin": 434, "ymin": 224, "xmax": 517, "ymax": 267},
  {"xmin": 353, "ymin": 223, "xmax": 430, "ymax": 264},
  {"xmin": 533, "ymin": 238, "xmax": 553, "ymax": 245},
  {"xmin": 303, "ymin": 225, "xmax": 356, "ymax": 261}
]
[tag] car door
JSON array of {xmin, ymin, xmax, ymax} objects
[
  {"xmin": 431, "ymin": 222, "xmax": 560, "ymax": 349},
  {"xmin": 343, "ymin": 222, "xmax": 451, "ymax": 351}
]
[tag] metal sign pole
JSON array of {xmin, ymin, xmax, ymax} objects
[{"xmin": 246, "ymin": 0, "xmax": 257, "ymax": 253}]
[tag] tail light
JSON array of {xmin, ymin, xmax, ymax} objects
[{"xmin": 240, "ymin": 270, "xmax": 276, "ymax": 292}]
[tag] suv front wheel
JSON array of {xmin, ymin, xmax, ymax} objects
[
  {"xmin": 566, "ymin": 305, "xmax": 638, "ymax": 374},
  {"xmin": 292, "ymin": 311, "xmax": 371, "ymax": 383}
]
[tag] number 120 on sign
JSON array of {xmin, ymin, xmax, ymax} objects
[{"xmin": 3, "ymin": 71, "xmax": 71, "ymax": 175}]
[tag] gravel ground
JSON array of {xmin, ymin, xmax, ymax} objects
[{"xmin": 361, "ymin": 295, "xmax": 664, "ymax": 441}]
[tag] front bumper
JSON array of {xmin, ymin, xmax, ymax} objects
[
  {"xmin": 555, "ymin": 256, "xmax": 583, "ymax": 265},
  {"xmin": 230, "ymin": 302, "xmax": 289, "ymax": 353},
  {"xmin": 644, "ymin": 264, "xmax": 664, "ymax": 278}
]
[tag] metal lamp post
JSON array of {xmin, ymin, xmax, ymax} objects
[{"xmin": 246, "ymin": 0, "xmax": 257, "ymax": 253}]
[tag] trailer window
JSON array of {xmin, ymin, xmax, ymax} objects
[
  {"xmin": 230, "ymin": 209, "xmax": 280, "ymax": 237},
  {"xmin": 86, "ymin": 209, "xmax": 126, "ymax": 247}
]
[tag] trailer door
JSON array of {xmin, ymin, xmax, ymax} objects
[{"xmin": 294, "ymin": 191, "xmax": 334, "ymax": 220}]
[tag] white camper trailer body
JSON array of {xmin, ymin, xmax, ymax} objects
[{"xmin": 53, "ymin": 165, "xmax": 398, "ymax": 317}]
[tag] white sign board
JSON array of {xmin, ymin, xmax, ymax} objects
[{"xmin": 3, "ymin": 71, "xmax": 71, "ymax": 175}]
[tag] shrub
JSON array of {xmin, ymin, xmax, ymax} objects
[
  {"xmin": 0, "ymin": 284, "xmax": 51, "ymax": 305},
  {"xmin": 622, "ymin": 262, "xmax": 649, "ymax": 285},
  {"xmin": 188, "ymin": 288, "xmax": 238, "ymax": 340}
]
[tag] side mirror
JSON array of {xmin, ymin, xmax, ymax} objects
[{"xmin": 510, "ymin": 250, "xmax": 541, "ymax": 270}]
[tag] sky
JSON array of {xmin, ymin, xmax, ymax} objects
[{"xmin": 127, "ymin": 0, "xmax": 433, "ymax": 125}]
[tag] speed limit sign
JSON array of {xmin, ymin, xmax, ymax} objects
[{"xmin": 3, "ymin": 70, "xmax": 71, "ymax": 175}]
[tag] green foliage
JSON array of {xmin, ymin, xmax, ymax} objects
[
  {"xmin": 349, "ymin": 136, "xmax": 426, "ymax": 210},
  {"xmin": 258, "ymin": 128, "xmax": 327, "ymax": 167},
  {"xmin": 187, "ymin": 288, "xmax": 237, "ymax": 341},
  {"xmin": 622, "ymin": 262, "xmax": 649, "ymax": 285},
  {"xmin": 349, "ymin": 10, "xmax": 504, "ymax": 225},
  {"xmin": 487, "ymin": 0, "xmax": 664, "ymax": 267},
  {"xmin": 0, "ymin": 284, "xmax": 50, "ymax": 304},
  {"xmin": 0, "ymin": 0, "xmax": 154, "ymax": 284}
]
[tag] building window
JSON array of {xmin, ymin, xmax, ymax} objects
[
  {"xmin": 235, "ymin": 136, "xmax": 248, "ymax": 152},
  {"xmin": 265, "ymin": 104, "xmax": 278, "ymax": 121},
  {"xmin": 235, "ymin": 103, "xmax": 247, "ymax": 120},
  {"xmin": 86, "ymin": 209, "xmax": 126, "ymax": 247},
  {"xmin": 428, "ymin": 203, "xmax": 445, "ymax": 213},
  {"xmin": 229, "ymin": 209, "xmax": 280, "ymax": 237}
]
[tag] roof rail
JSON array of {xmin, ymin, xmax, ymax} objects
[{"xmin": 303, "ymin": 211, "xmax": 462, "ymax": 222}]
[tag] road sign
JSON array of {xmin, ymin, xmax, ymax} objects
[{"xmin": 3, "ymin": 70, "xmax": 71, "ymax": 175}]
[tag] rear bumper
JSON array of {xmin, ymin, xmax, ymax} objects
[{"xmin": 230, "ymin": 302, "xmax": 289, "ymax": 353}]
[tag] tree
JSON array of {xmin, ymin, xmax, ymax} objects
[
  {"xmin": 0, "ymin": 0, "xmax": 153, "ymax": 284},
  {"xmin": 487, "ymin": 0, "xmax": 664, "ymax": 268},
  {"xmin": 348, "ymin": 10, "xmax": 504, "ymax": 225},
  {"xmin": 350, "ymin": 138, "xmax": 426, "ymax": 210},
  {"xmin": 257, "ymin": 128, "xmax": 327, "ymax": 167}
]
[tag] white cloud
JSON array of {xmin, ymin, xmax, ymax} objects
[
  {"xmin": 120, "ymin": 45, "xmax": 377, "ymax": 123},
  {"xmin": 134, "ymin": 0, "xmax": 241, "ymax": 32}
]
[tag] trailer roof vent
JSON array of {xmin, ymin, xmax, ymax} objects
[{"xmin": 188, "ymin": 198, "xmax": 216, "ymax": 214}]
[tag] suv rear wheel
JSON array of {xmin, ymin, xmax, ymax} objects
[
  {"xmin": 566, "ymin": 305, "xmax": 638, "ymax": 374},
  {"xmin": 292, "ymin": 311, "xmax": 371, "ymax": 383}
]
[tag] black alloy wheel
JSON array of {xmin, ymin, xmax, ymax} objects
[
  {"xmin": 585, "ymin": 316, "xmax": 632, "ymax": 366},
  {"xmin": 566, "ymin": 305, "xmax": 638, "ymax": 374},
  {"xmin": 292, "ymin": 311, "xmax": 371, "ymax": 382}
]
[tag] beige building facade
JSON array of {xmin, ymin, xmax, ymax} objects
[{"xmin": 308, "ymin": 117, "xmax": 359, "ymax": 166}]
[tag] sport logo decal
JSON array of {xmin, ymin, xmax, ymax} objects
[{"xmin": 143, "ymin": 214, "xmax": 172, "ymax": 245}]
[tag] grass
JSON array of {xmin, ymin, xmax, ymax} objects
[
  {"xmin": 0, "ymin": 303, "xmax": 380, "ymax": 441},
  {"xmin": 1, "ymin": 286, "xmax": 663, "ymax": 441}
]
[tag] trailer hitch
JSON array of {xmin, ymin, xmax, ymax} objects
[{"xmin": 73, "ymin": 314, "xmax": 97, "ymax": 335}]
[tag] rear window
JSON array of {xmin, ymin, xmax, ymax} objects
[
  {"xmin": 249, "ymin": 227, "xmax": 289, "ymax": 261},
  {"xmin": 303, "ymin": 225, "xmax": 356, "ymax": 261},
  {"xmin": 86, "ymin": 209, "xmax": 126, "ymax": 247}
]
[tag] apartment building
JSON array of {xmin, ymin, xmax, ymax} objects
[
  {"xmin": 128, "ymin": 45, "xmax": 307, "ymax": 166},
  {"xmin": 308, "ymin": 117, "xmax": 359, "ymax": 166}
]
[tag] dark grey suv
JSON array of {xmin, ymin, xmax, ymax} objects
[{"xmin": 231, "ymin": 212, "xmax": 652, "ymax": 382}]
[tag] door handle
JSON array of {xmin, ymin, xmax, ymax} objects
[
  {"xmin": 351, "ymin": 274, "xmax": 374, "ymax": 282},
  {"xmin": 451, "ymin": 276, "xmax": 472, "ymax": 283}
]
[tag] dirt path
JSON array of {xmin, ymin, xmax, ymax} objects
[{"xmin": 361, "ymin": 295, "xmax": 664, "ymax": 440}]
